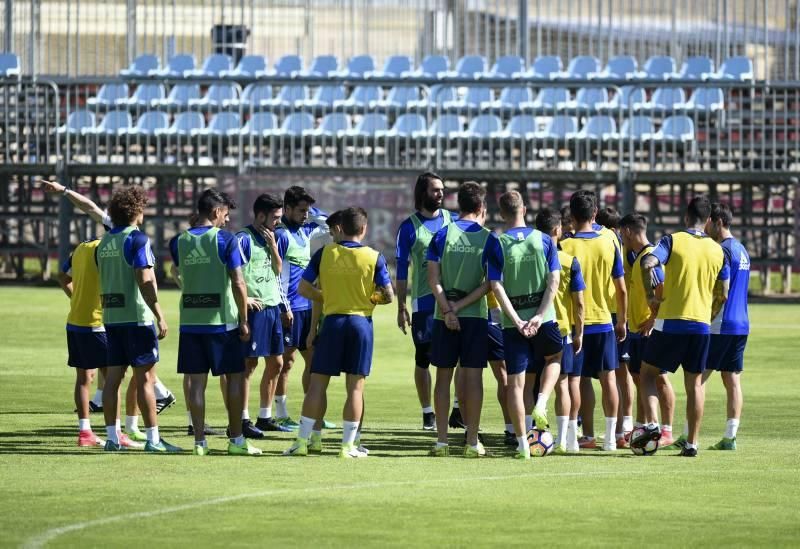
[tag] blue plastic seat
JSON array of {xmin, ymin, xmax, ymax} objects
[
  {"xmin": 88, "ymin": 110, "xmax": 132, "ymax": 135},
  {"xmin": 374, "ymin": 55, "xmax": 412, "ymax": 77},
  {"xmin": 685, "ymin": 87, "xmax": 724, "ymax": 113},
  {"xmin": 606, "ymin": 86, "xmax": 646, "ymax": 111},
  {"xmin": 274, "ymin": 54, "xmax": 304, "ymax": 76},
  {"xmin": 240, "ymin": 83, "xmax": 274, "ymax": 108},
  {"xmin": 601, "ymin": 56, "xmax": 637, "ymax": 79},
  {"xmin": 423, "ymin": 114, "xmax": 463, "ymax": 137},
  {"xmin": 577, "ymin": 115, "xmax": 618, "ymax": 139},
  {"xmin": 301, "ymin": 84, "xmax": 347, "ymax": 108},
  {"xmin": 620, "ymin": 116, "xmax": 655, "ymax": 139},
  {"xmin": 646, "ymin": 87, "xmax": 686, "ymax": 111},
  {"xmin": 411, "ymin": 55, "xmax": 449, "ymax": 77},
  {"xmin": 565, "ymin": 56, "xmax": 600, "ymax": 79},
  {"xmin": 678, "ymin": 56, "xmax": 713, "ymax": 80},
  {"xmin": 120, "ymin": 54, "xmax": 159, "ymax": 77},
  {"xmin": 0, "ymin": 53, "xmax": 20, "ymax": 77},
  {"xmin": 189, "ymin": 54, "xmax": 232, "ymax": 77},
  {"xmin": 334, "ymin": 85, "xmax": 382, "ymax": 109},
  {"xmin": 410, "ymin": 85, "xmax": 458, "ymax": 110},
  {"xmin": 376, "ymin": 113, "xmax": 427, "ymax": 138},
  {"xmin": 272, "ymin": 112, "xmax": 315, "ymax": 137},
  {"xmin": 572, "ymin": 87, "xmax": 609, "ymax": 112},
  {"xmin": 157, "ymin": 84, "xmax": 201, "ymax": 109},
  {"xmin": 487, "ymin": 55, "xmax": 524, "ymax": 78},
  {"xmin": 225, "ymin": 55, "xmax": 267, "ymax": 78},
  {"xmin": 188, "ymin": 84, "xmax": 238, "ymax": 108},
  {"xmin": 341, "ymin": 55, "xmax": 375, "ymax": 78},
  {"xmin": 262, "ymin": 85, "xmax": 309, "ymax": 110},
  {"xmin": 443, "ymin": 87, "xmax": 493, "ymax": 111},
  {"xmin": 305, "ymin": 55, "xmax": 338, "ymax": 76},
  {"xmin": 522, "ymin": 87, "xmax": 570, "ymax": 111},
  {"xmin": 343, "ymin": 113, "xmax": 388, "ymax": 138},
  {"xmin": 461, "ymin": 114, "xmax": 503, "ymax": 137},
  {"xmin": 712, "ymin": 56, "xmax": 754, "ymax": 81},
  {"xmin": 484, "ymin": 87, "xmax": 533, "ymax": 110},
  {"xmin": 156, "ymin": 111, "xmax": 205, "ymax": 137},
  {"xmin": 655, "ymin": 115, "xmax": 695, "ymax": 142},
  {"xmin": 155, "ymin": 54, "xmax": 195, "ymax": 77},
  {"xmin": 534, "ymin": 116, "xmax": 577, "ymax": 139},
  {"xmin": 374, "ymin": 85, "xmax": 420, "ymax": 109},
  {"xmin": 128, "ymin": 111, "xmax": 169, "ymax": 136},
  {"xmin": 305, "ymin": 113, "xmax": 351, "ymax": 137},
  {"xmin": 193, "ymin": 112, "xmax": 241, "ymax": 137},
  {"xmin": 526, "ymin": 55, "xmax": 562, "ymax": 79},
  {"xmin": 58, "ymin": 110, "xmax": 96, "ymax": 135},
  {"xmin": 501, "ymin": 115, "xmax": 538, "ymax": 138},
  {"xmin": 87, "ymin": 84, "xmax": 130, "ymax": 108},
  {"xmin": 240, "ymin": 112, "xmax": 278, "ymax": 136},
  {"xmin": 642, "ymin": 55, "xmax": 676, "ymax": 80},
  {"xmin": 126, "ymin": 84, "xmax": 166, "ymax": 108},
  {"xmin": 451, "ymin": 55, "xmax": 486, "ymax": 78}
]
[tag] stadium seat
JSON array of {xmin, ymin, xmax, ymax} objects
[
  {"xmin": 193, "ymin": 112, "xmax": 241, "ymax": 137},
  {"xmin": 239, "ymin": 83, "xmax": 274, "ymax": 109},
  {"xmin": 0, "ymin": 52, "xmax": 20, "ymax": 77},
  {"xmin": 156, "ymin": 84, "xmax": 201, "ymax": 109},
  {"xmin": 643, "ymin": 87, "xmax": 687, "ymax": 112},
  {"xmin": 188, "ymin": 83, "xmax": 238, "ymax": 109},
  {"xmin": 407, "ymin": 55, "xmax": 449, "ymax": 77},
  {"xmin": 620, "ymin": 115, "xmax": 656, "ymax": 140},
  {"xmin": 372, "ymin": 85, "xmax": 420, "ymax": 110},
  {"xmin": 415, "ymin": 114, "xmax": 463, "ymax": 138},
  {"xmin": 568, "ymin": 87, "xmax": 609, "ymax": 113},
  {"xmin": 448, "ymin": 55, "xmax": 486, "ymax": 78},
  {"xmin": 304, "ymin": 113, "xmax": 351, "ymax": 137},
  {"xmin": 482, "ymin": 86, "xmax": 534, "ymax": 111},
  {"xmin": 520, "ymin": 87, "xmax": 570, "ymax": 113},
  {"xmin": 269, "ymin": 112, "xmax": 315, "ymax": 138},
  {"xmin": 240, "ymin": 112, "xmax": 278, "ymax": 136},
  {"xmin": 155, "ymin": 54, "xmax": 195, "ymax": 77},
  {"xmin": 458, "ymin": 114, "xmax": 503, "ymax": 138},
  {"xmin": 86, "ymin": 110, "xmax": 132, "ymax": 135},
  {"xmin": 442, "ymin": 86, "xmax": 493, "ymax": 112},
  {"xmin": 333, "ymin": 85, "xmax": 382, "ymax": 111},
  {"xmin": 300, "ymin": 84, "xmax": 347, "ymax": 109},
  {"xmin": 120, "ymin": 54, "xmax": 159, "ymax": 77},
  {"xmin": 408, "ymin": 84, "xmax": 458, "ymax": 110},
  {"xmin": 641, "ymin": 55, "xmax": 677, "ymax": 80},
  {"xmin": 303, "ymin": 55, "xmax": 339, "ymax": 77},
  {"xmin": 678, "ymin": 56, "xmax": 714, "ymax": 80},
  {"xmin": 127, "ymin": 111, "xmax": 169, "ymax": 137},
  {"xmin": 516, "ymin": 55, "xmax": 562, "ymax": 79},
  {"xmin": 599, "ymin": 55, "xmax": 638, "ymax": 79},
  {"xmin": 576, "ymin": 115, "xmax": 618, "ymax": 140},
  {"xmin": 224, "ymin": 55, "xmax": 267, "ymax": 78},
  {"xmin": 486, "ymin": 55, "xmax": 524, "ymax": 78},
  {"xmin": 342, "ymin": 113, "xmax": 388, "ymax": 139},
  {"xmin": 563, "ymin": 56, "xmax": 600, "ymax": 79},
  {"xmin": 261, "ymin": 85, "xmax": 309, "ymax": 110},
  {"xmin": 270, "ymin": 54, "xmax": 303, "ymax": 76},
  {"xmin": 710, "ymin": 56, "xmax": 754, "ymax": 81},
  {"xmin": 684, "ymin": 87, "xmax": 724, "ymax": 113},
  {"xmin": 498, "ymin": 115, "xmax": 538, "ymax": 139},
  {"xmin": 339, "ymin": 55, "xmax": 375, "ymax": 78},
  {"xmin": 155, "ymin": 111, "xmax": 205, "ymax": 137},
  {"xmin": 532, "ymin": 115, "xmax": 577, "ymax": 140},
  {"xmin": 654, "ymin": 115, "xmax": 695, "ymax": 142},
  {"xmin": 376, "ymin": 113, "xmax": 427, "ymax": 140},
  {"xmin": 87, "ymin": 84, "xmax": 129, "ymax": 108},
  {"xmin": 602, "ymin": 85, "xmax": 646, "ymax": 112},
  {"xmin": 57, "ymin": 110, "xmax": 96, "ymax": 135},
  {"xmin": 188, "ymin": 53, "xmax": 233, "ymax": 77},
  {"xmin": 371, "ymin": 55, "xmax": 412, "ymax": 78},
  {"xmin": 125, "ymin": 84, "xmax": 166, "ymax": 108}
]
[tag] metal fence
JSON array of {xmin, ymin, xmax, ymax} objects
[{"xmin": 1, "ymin": 0, "xmax": 798, "ymax": 80}]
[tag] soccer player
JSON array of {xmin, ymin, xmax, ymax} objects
[
  {"xmin": 634, "ymin": 196, "xmax": 729, "ymax": 457},
  {"xmin": 395, "ymin": 172, "xmax": 456, "ymax": 430},
  {"xmin": 535, "ymin": 207, "xmax": 585, "ymax": 454},
  {"xmin": 237, "ymin": 193, "xmax": 290, "ymax": 438},
  {"xmin": 560, "ymin": 191, "xmax": 627, "ymax": 451},
  {"xmin": 95, "ymin": 186, "xmax": 178, "ymax": 452},
  {"xmin": 170, "ymin": 189, "xmax": 261, "ymax": 456},
  {"xmin": 702, "ymin": 202, "xmax": 749, "ymax": 451},
  {"xmin": 284, "ymin": 207, "xmax": 393, "ymax": 458},
  {"xmin": 274, "ymin": 186, "xmax": 329, "ymax": 431},
  {"xmin": 618, "ymin": 213, "xmax": 676, "ymax": 445},
  {"xmin": 426, "ymin": 182, "xmax": 499, "ymax": 457},
  {"xmin": 488, "ymin": 192, "xmax": 562, "ymax": 459}
]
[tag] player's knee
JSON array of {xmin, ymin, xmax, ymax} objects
[{"xmin": 414, "ymin": 348, "xmax": 430, "ymax": 369}]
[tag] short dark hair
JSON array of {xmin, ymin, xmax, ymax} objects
[
  {"xmin": 498, "ymin": 190, "xmax": 524, "ymax": 218},
  {"xmin": 559, "ymin": 205, "xmax": 572, "ymax": 226},
  {"xmin": 596, "ymin": 206, "xmax": 621, "ymax": 230},
  {"xmin": 457, "ymin": 181, "xmax": 485, "ymax": 214},
  {"xmin": 253, "ymin": 193, "xmax": 282, "ymax": 217},
  {"xmin": 198, "ymin": 188, "xmax": 237, "ymax": 217},
  {"xmin": 710, "ymin": 202, "xmax": 733, "ymax": 228},
  {"xmin": 414, "ymin": 172, "xmax": 443, "ymax": 211},
  {"xmin": 535, "ymin": 207, "xmax": 562, "ymax": 235},
  {"xmin": 569, "ymin": 190, "xmax": 597, "ymax": 224},
  {"xmin": 340, "ymin": 207, "xmax": 368, "ymax": 236},
  {"xmin": 619, "ymin": 213, "xmax": 648, "ymax": 232},
  {"xmin": 326, "ymin": 210, "xmax": 343, "ymax": 229},
  {"xmin": 687, "ymin": 195, "xmax": 712, "ymax": 225},
  {"xmin": 108, "ymin": 185, "xmax": 148, "ymax": 227},
  {"xmin": 284, "ymin": 186, "xmax": 315, "ymax": 209}
]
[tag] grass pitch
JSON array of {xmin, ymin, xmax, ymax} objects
[{"xmin": 2, "ymin": 287, "xmax": 800, "ymax": 548}]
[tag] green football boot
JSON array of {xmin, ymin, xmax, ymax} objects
[
  {"xmin": 322, "ymin": 418, "xmax": 337, "ymax": 429},
  {"xmin": 277, "ymin": 417, "xmax": 300, "ymax": 431},
  {"xmin": 708, "ymin": 437, "xmax": 737, "ymax": 451},
  {"xmin": 283, "ymin": 438, "xmax": 309, "ymax": 456},
  {"xmin": 339, "ymin": 444, "xmax": 368, "ymax": 459},
  {"xmin": 429, "ymin": 444, "xmax": 449, "ymax": 457},
  {"xmin": 463, "ymin": 442, "xmax": 487, "ymax": 458},
  {"xmin": 532, "ymin": 409, "xmax": 550, "ymax": 431},
  {"xmin": 104, "ymin": 440, "xmax": 125, "ymax": 452},
  {"xmin": 125, "ymin": 429, "xmax": 147, "ymax": 442},
  {"xmin": 662, "ymin": 434, "xmax": 687, "ymax": 451},
  {"xmin": 228, "ymin": 439, "xmax": 263, "ymax": 456},
  {"xmin": 513, "ymin": 448, "xmax": 531, "ymax": 460},
  {"xmin": 309, "ymin": 432, "xmax": 323, "ymax": 454},
  {"xmin": 145, "ymin": 439, "xmax": 182, "ymax": 453},
  {"xmin": 193, "ymin": 444, "xmax": 210, "ymax": 456},
  {"xmin": 553, "ymin": 444, "xmax": 568, "ymax": 455}
]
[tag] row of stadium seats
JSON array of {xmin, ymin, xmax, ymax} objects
[
  {"xmin": 117, "ymin": 52, "xmax": 755, "ymax": 82},
  {"xmin": 58, "ymin": 110, "xmax": 697, "ymax": 144},
  {"xmin": 83, "ymin": 82, "xmax": 727, "ymax": 116}
]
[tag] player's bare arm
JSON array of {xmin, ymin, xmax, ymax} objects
[
  {"xmin": 395, "ymin": 279, "xmax": 410, "ymax": 334},
  {"xmin": 571, "ymin": 289, "xmax": 585, "ymax": 355},
  {"xmin": 612, "ymin": 275, "xmax": 628, "ymax": 342},
  {"xmin": 135, "ymin": 267, "xmax": 168, "ymax": 340},
  {"xmin": 489, "ymin": 280, "xmax": 527, "ymax": 336},
  {"xmin": 371, "ymin": 283, "xmax": 395, "ymax": 305},
  {"xmin": 170, "ymin": 263, "xmax": 183, "ymax": 290},
  {"xmin": 452, "ymin": 280, "xmax": 490, "ymax": 314},
  {"xmin": 40, "ymin": 179, "xmax": 107, "ymax": 225},
  {"xmin": 58, "ymin": 272, "xmax": 73, "ymax": 298},
  {"xmin": 530, "ymin": 270, "xmax": 560, "ymax": 333},
  {"xmin": 427, "ymin": 260, "xmax": 459, "ymax": 331},
  {"xmin": 640, "ymin": 254, "xmax": 662, "ymax": 307},
  {"xmin": 298, "ymin": 279, "xmax": 324, "ymax": 303},
  {"xmin": 711, "ymin": 278, "xmax": 730, "ymax": 320},
  {"xmin": 229, "ymin": 266, "xmax": 250, "ymax": 342}
]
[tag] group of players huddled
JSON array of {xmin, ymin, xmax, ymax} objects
[{"xmin": 43, "ymin": 171, "xmax": 749, "ymax": 458}]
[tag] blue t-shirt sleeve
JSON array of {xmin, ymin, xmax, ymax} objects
[
  {"xmin": 652, "ymin": 265, "xmax": 665, "ymax": 287},
  {"xmin": 302, "ymin": 248, "xmax": 324, "ymax": 283},
  {"xmin": 61, "ymin": 255, "xmax": 72, "ymax": 275},
  {"xmin": 426, "ymin": 228, "xmax": 447, "ymax": 263},
  {"xmin": 169, "ymin": 236, "xmax": 179, "ymax": 266},
  {"xmin": 718, "ymin": 250, "xmax": 731, "ymax": 281},
  {"xmin": 395, "ymin": 219, "xmax": 416, "ymax": 281},
  {"xmin": 482, "ymin": 233, "xmax": 501, "ymax": 275},
  {"xmin": 275, "ymin": 230, "xmax": 289, "ymax": 260},
  {"xmin": 650, "ymin": 234, "xmax": 672, "ymax": 265},
  {"xmin": 486, "ymin": 236, "xmax": 504, "ymax": 281},
  {"xmin": 374, "ymin": 254, "xmax": 392, "ymax": 287},
  {"xmin": 219, "ymin": 231, "xmax": 245, "ymax": 270},
  {"xmin": 129, "ymin": 231, "xmax": 155, "ymax": 269},
  {"xmin": 611, "ymin": 245, "xmax": 624, "ymax": 279},
  {"xmin": 543, "ymin": 234, "xmax": 560, "ymax": 272},
  {"xmin": 237, "ymin": 232, "xmax": 252, "ymax": 263},
  {"xmin": 570, "ymin": 257, "xmax": 586, "ymax": 292}
]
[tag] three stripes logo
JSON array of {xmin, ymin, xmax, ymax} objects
[
  {"xmin": 97, "ymin": 238, "xmax": 121, "ymax": 259},
  {"xmin": 183, "ymin": 240, "xmax": 211, "ymax": 266}
]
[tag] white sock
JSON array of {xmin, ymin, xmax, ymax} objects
[
  {"xmin": 525, "ymin": 415, "xmax": 533, "ymax": 431},
  {"xmin": 622, "ymin": 416, "xmax": 633, "ymax": 433},
  {"xmin": 682, "ymin": 421, "xmax": 689, "ymax": 437},
  {"xmin": 298, "ymin": 415, "xmax": 315, "ymax": 440},
  {"xmin": 685, "ymin": 442, "xmax": 698, "ymax": 450},
  {"xmin": 605, "ymin": 417, "xmax": 617, "ymax": 446},
  {"xmin": 125, "ymin": 415, "xmax": 138, "ymax": 432},
  {"xmin": 230, "ymin": 435, "xmax": 245, "ymax": 446},
  {"xmin": 662, "ymin": 424, "xmax": 672, "ymax": 433},
  {"xmin": 725, "ymin": 418, "xmax": 740, "ymax": 439},
  {"xmin": 186, "ymin": 411, "xmax": 193, "ymax": 427},
  {"xmin": 422, "ymin": 406, "xmax": 433, "ymax": 414},
  {"xmin": 516, "ymin": 436, "xmax": 529, "ymax": 453},
  {"xmin": 195, "ymin": 439, "xmax": 208, "ymax": 448},
  {"xmin": 105, "ymin": 425, "xmax": 119, "ymax": 443},
  {"xmin": 153, "ymin": 380, "xmax": 170, "ymax": 400},
  {"xmin": 634, "ymin": 421, "xmax": 644, "ymax": 428},
  {"xmin": 259, "ymin": 407, "xmax": 272, "ymax": 419},
  {"xmin": 311, "ymin": 429, "xmax": 322, "ymax": 438},
  {"xmin": 91, "ymin": 389, "xmax": 103, "ymax": 406},
  {"xmin": 555, "ymin": 416, "xmax": 569, "ymax": 446},
  {"xmin": 453, "ymin": 398, "xmax": 459, "ymax": 409},
  {"xmin": 534, "ymin": 392, "xmax": 549, "ymax": 414},
  {"xmin": 274, "ymin": 395, "xmax": 288, "ymax": 419},
  {"xmin": 342, "ymin": 420, "xmax": 360, "ymax": 446},
  {"xmin": 567, "ymin": 419, "xmax": 579, "ymax": 449},
  {"xmin": 78, "ymin": 418, "xmax": 91, "ymax": 431},
  {"xmin": 435, "ymin": 442, "xmax": 448, "ymax": 448},
  {"xmin": 505, "ymin": 423, "xmax": 514, "ymax": 434},
  {"xmin": 146, "ymin": 426, "xmax": 160, "ymax": 444},
  {"xmin": 242, "ymin": 408, "xmax": 250, "ymax": 421}
]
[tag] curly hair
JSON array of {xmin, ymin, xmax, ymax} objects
[{"xmin": 108, "ymin": 186, "xmax": 148, "ymax": 227}]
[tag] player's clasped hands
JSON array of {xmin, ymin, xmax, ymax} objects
[{"xmin": 247, "ymin": 297, "xmax": 264, "ymax": 311}]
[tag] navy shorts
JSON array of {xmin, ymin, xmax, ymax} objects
[
  {"xmin": 311, "ymin": 315, "xmax": 373, "ymax": 377},
  {"xmin": 611, "ymin": 314, "xmax": 630, "ymax": 363},
  {"xmin": 627, "ymin": 334, "xmax": 648, "ymax": 374},
  {"xmin": 488, "ymin": 322, "xmax": 505, "ymax": 362},
  {"xmin": 643, "ymin": 330, "xmax": 710, "ymax": 374},
  {"xmin": 284, "ymin": 308, "xmax": 312, "ymax": 351},
  {"xmin": 411, "ymin": 310, "xmax": 434, "ymax": 368},
  {"xmin": 178, "ymin": 329, "xmax": 246, "ymax": 377},
  {"xmin": 246, "ymin": 306, "xmax": 284, "ymax": 358},
  {"xmin": 560, "ymin": 336, "xmax": 578, "ymax": 376},
  {"xmin": 431, "ymin": 317, "xmax": 488, "ymax": 369},
  {"xmin": 707, "ymin": 334, "xmax": 747, "ymax": 372},
  {"xmin": 505, "ymin": 322, "xmax": 563, "ymax": 376},
  {"xmin": 105, "ymin": 324, "xmax": 159, "ymax": 367},
  {"xmin": 67, "ymin": 328, "xmax": 108, "ymax": 370},
  {"xmin": 580, "ymin": 330, "xmax": 619, "ymax": 378}
]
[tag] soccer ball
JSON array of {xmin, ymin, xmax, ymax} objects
[
  {"xmin": 630, "ymin": 427, "xmax": 659, "ymax": 456},
  {"xmin": 527, "ymin": 429, "xmax": 554, "ymax": 457}
]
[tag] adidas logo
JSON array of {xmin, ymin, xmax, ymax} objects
[
  {"xmin": 449, "ymin": 244, "xmax": 476, "ymax": 253},
  {"xmin": 738, "ymin": 255, "xmax": 750, "ymax": 271},
  {"xmin": 184, "ymin": 241, "xmax": 211, "ymax": 265},
  {"xmin": 98, "ymin": 238, "xmax": 121, "ymax": 259}
]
